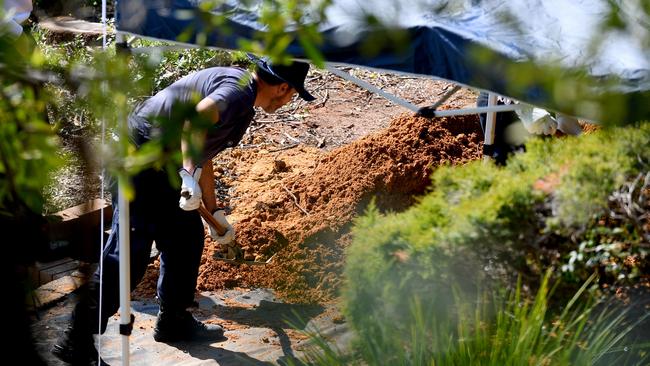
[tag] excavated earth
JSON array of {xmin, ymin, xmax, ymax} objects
[{"xmin": 134, "ymin": 111, "xmax": 482, "ymax": 303}]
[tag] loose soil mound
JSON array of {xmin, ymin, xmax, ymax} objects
[{"xmin": 135, "ymin": 113, "xmax": 482, "ymax": 303}]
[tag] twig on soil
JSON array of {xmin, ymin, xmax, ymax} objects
[
  {"xmin": 313, "ymin": 89, "xmax": 329, "ymax": 108},
  {"xmin": 303, "ymin": 129, "xmax": 326, "ymax": 148},
  {"xmin": 282, "ymin": 184, "xmax": 310, "ymax": 216},
  {"xmin": 250, "ymin": 123, "xmax": 269, "ymax": 133},
  {"xmin": 253, "ymin": 119, "xmax": 280, "ymax": 124},
  {"xmin": 238, "ymin": 143, "xmax": 264, "ymax": 149},
  {"xmin": 309, "ymin": 83, "xmax": 327, "ymax": 94},
  {"xmin": 269, "ymin": 143, "xmax": 299, "ymax": 153},
  {"xmin": 256, "ymin": 118, "xmax": 304, "ymax": 126},
  {"xmin": 283, "ymin": 132, "xmax": 302, "ymax": 144},
  {"xmin": 289, "ymin": 100, "xmax": 305, "ymax": 114}
]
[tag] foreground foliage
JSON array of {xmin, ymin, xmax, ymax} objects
[
  {"xmin": 296, "ymin": 273, "xmax": 648, "ymax": 365},
  {"xmin": 339, "ymin": 123, "xmax": 650, "ymax": 364}
]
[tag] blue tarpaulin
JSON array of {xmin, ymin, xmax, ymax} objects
[{"xmin": 116, "ymin": 0, "xmax": 650, "ymax": 122}]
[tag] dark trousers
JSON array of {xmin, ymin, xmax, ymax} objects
[{"xmin": 73, "ymin": 168, "xmax": 205, "ymax": 335}]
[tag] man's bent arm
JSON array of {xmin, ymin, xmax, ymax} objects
[
  {"xmin": 181, "ymin": 96, "xmax": 221, "ymax": 172},
  {"xmin": 200, "ymin": 160, "xmax": 218, "ymax": 214}
]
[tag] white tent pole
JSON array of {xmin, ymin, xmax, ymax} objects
[
  {"xmin": 117, "ymin": 175, "xmax": 131, "ymax": 366},
  {"xmin": 101, "ymin": 0, "xmax": 107, "ymax": 48},
  {"xmin": 98, "ymin": 1, "xmax": 107, "ymax": 365},
  {"xmin": 483, "ymin": 93, "xmax": 497, "ymax": 162},
  {"xmin": 113, "ymin": 4, "xmax": 132, "ymax": 364},
  {"xmin": 434, "ymin": 103, "xmax": 523, "ymax": 117}
]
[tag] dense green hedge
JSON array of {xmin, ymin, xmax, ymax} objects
[{"xmin": 344, "ymin": 122, "xmax": 650, "ymax": 351}]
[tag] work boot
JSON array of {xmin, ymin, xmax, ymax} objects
[
  {"xmin": 51, "ymin": 326, "xmax": 109, "ymax": 366},
  {"xmin": 153, "ymin": 307, "xmax": 224, "ymax": 343}
]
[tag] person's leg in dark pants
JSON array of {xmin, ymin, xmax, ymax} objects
[
  {"xmin": 150, "ymin": 171, "xmax": 224, "ymax": 342},
  {"xmin": 155, "ymin": 209, "xmax": 204, "ymax": 309}
]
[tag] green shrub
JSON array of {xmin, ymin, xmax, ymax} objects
[
  {"xmin": 131, "ymin": 42, "xmax": 238, "ymax": 93},
  {"xmin": 299, "ymin": 273, "xmax": 648, "ymax": 365},
  {"xmin": 343, "ymin": 122, "xmax": 650, "ymax": 364}
]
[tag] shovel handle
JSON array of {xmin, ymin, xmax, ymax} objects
[{"xmin": 197, "ymin": 205, "xmax": 227, "ymax": 236}]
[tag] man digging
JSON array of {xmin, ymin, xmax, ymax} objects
[{"xmin": 52, "ymin": 56, "xmax": 315, "ymax": 365}]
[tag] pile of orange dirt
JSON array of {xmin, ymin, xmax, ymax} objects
[
  {"xmin": 134, "ymin": 113, "xmax": 482, "ymax": 303},
  {"xmin": 580, "ymin": 121, "xmax": 601, "ymax": 134}
]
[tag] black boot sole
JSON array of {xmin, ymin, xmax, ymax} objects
[{"xmin": 153, "ymin": 327, "xmax": 225, "ymax": 343}]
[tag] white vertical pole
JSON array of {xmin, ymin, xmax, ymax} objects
[
  {"xmin": 113, "ymin": 2, "xmax": 132, "ymax": 364},
  {"xmin": 118, "ymin": 179, "xmax": 131, "ymax": 366},
  {"xmin": 483, "ymin": 93, "xmax": 497, "ymax": 162},
  {"xmin": 98, "ymin": 1, "xmax": 107, "ymax": 365},
  {"xmin": 101, "ymin": 0, "xmax": 107, "ymax": 48}
]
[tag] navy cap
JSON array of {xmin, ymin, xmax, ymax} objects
[{"xmin": 249, "ymin": 54, "xmax": 315, "ymax": 102}]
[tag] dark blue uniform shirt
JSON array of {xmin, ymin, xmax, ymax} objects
[{"xmin": 129, "ymin": 67, "xmax": 257, "ymax": 165}]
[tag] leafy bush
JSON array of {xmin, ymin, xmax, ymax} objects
[
  {"xmin": 129, "ymin": 39, "xmax": 240, "ymax": 93},
  {"xmin": 298, "ymin": 273, "xmax": 648, "ymax": 365},
  {"xmin": 0, "ymin": 69, "xmax": 62, "ymax": 215},
  {"xmin": 343, "ymin": 123, "xmax": 650, "ymax": 364}
]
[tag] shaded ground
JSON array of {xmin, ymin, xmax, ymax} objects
[{"xmin": 34, "ymin": 288, "xmax": 351, "ymax": 365}]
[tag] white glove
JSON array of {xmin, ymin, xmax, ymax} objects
[
  {"xmin": 210, "ymin": 210, "xmax": 236, "ymax": 245},
  {"xmin": 178, "ymin": 167, "xmax": 202, "ymax": 211},
  {"xmin": 516, "ymin": 105, "xmax": 558, "ymax": 135}
]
